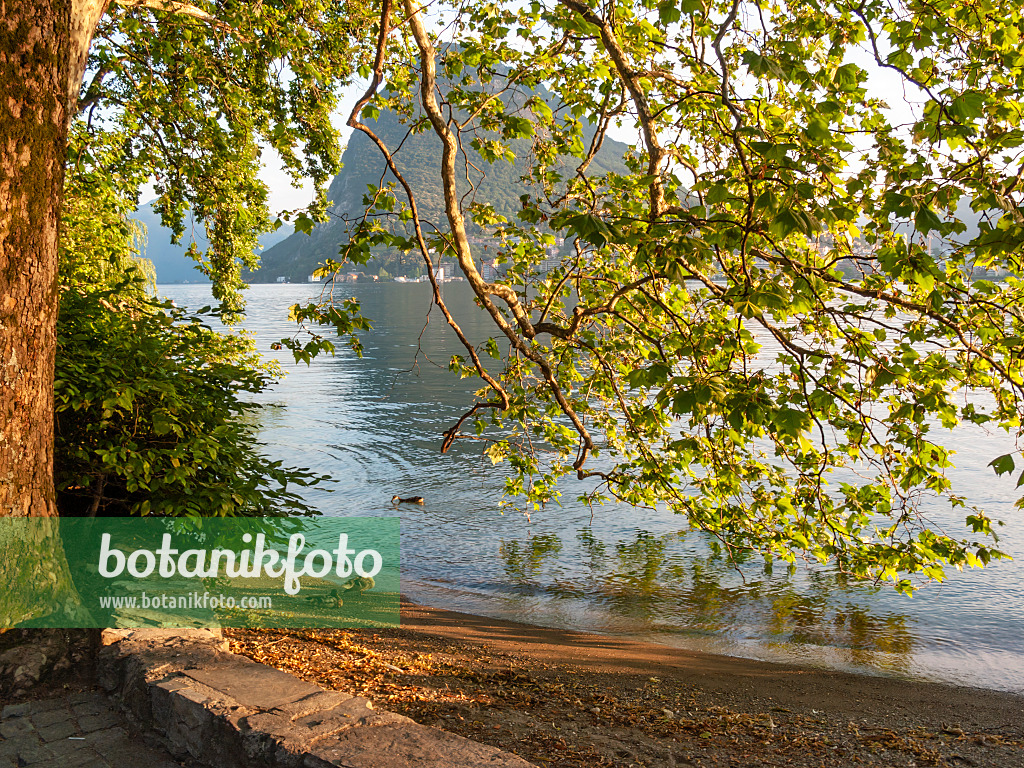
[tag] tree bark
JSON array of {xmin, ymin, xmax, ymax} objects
[
  {"xmin": 1, "ymin": 0, "xmax": 105, "ymax": 518},
  {"xmin": 0, "ymin": 0, "xmax": 104, "ymax": 628},
  {"xmin": 0, "ymin": 0, "xmax": 73, "ymax": 518}
]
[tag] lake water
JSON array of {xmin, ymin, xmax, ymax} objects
[{"xmin": 162, "ymin": 282, "xmax": 1024, "ymax": 694}]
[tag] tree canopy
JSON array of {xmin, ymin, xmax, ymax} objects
[
  {"xmin": 57, "ymin": 127, "xmax": 325, "ymax": 519},
  {"xmin": 77, "ymin": 0, "xmax": 377, "ymax": 316},
  {"xmin": 5, "ymin": 0, "xmax": 1024, "ymax": 596},
  {"xmin": 50, "ymin": 1, "xmax": 368, "ymax": 515},
  {"xmin": 289, "ymin": 0, "xmax": 1024, "ymax": 593}
]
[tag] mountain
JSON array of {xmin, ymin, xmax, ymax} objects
[
  {"xmin": 133, "ymin": 202, "xmax": 293, "ymax": 284},
  {"xmin": 253, "ymin": 105, "xmax": 632, "ymax": 283}
]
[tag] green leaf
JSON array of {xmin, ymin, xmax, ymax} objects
[
  {"xmin": 804, "ymin": 116, "xmax": 831, "ymax": 142},
  {"xmin": 990, "ymin": 454, "xmax": 1015, "ymax": 476}
]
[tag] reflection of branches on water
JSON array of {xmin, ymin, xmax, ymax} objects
[
  {"xmin": 576, "ymin": 528, "xmax": 607, "ymax": 572},
  {"xmin": 499, "ymin": 533, "xmax": 562, "ymax": 583},
  {"xmin": 773, "ymin": 595, "xmax": 915, "ymax": 660},
  {"xmin": 766, "ymin": 571, "xmax": 916, "ymax": 661},
  {"xmin": 499, "ymin": 528, "xmax": 916, "ymax": 664}
]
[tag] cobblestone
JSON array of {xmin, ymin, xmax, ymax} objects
[{"xmin": 0, "ymin": 692, "xmax": 184, "ymax": 768}]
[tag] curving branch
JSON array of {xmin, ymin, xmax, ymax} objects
[
  {"xmin": 404, "ymin": 1, "xmax": 538, "ymax": 339},
  {"xmin": 404, "ymin": 0, "xmax": 595, "ymax": 471},
  {"xmin": 344, "ymin": 0, "xmax": 510, "ymax": 426},
  {"xmin": 114, "ymin": 0, "xmax": 233, "ymax": 30},
  {"xmin": 556, "ymin": 0, "xmax": 668, "ymax": 219}
]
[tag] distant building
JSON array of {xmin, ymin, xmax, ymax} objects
[{"xmin": 481, "ymin": 259, "xmax": 500, "ymax": 281}]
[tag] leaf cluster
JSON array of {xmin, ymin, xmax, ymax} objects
[
  {"xmin": 304, "ymin": 0, "xmax": 1024, "ymax": 591},
  {"xmin": 55, "ymin": 284, "xmax": 324, "ymax": 518},
  {"xmin": 80, "ymin": 0, "xmax": 377, "ymax": 318}
]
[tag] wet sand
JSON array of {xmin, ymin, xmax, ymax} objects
[
  {"xmin": 230, "ymin": 599, "xmax": 1024, "ymax": 767},
  {"xmin": 397, "ymin": 599, "xmax": 1024, "ymax": 732}
]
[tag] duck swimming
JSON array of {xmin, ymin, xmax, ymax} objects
[
  {"xmin": 306, "ymin": 589, "xmax": 343, "ymax": 608},
  {"xmin": 391, "ymin": 495, "xmax": 425, "ymax": 505},
  {"xmin": 342, "ymin": 576, "xmax": 375, "ymax": 594}
]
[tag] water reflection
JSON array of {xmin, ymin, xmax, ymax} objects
[
  {"xmin": 500, "ymin": 534, "xmax": 562, "ymax": 586},
  {"xmin": 501, "ymin": 527, "xmax": 915, "ymax": 670}
]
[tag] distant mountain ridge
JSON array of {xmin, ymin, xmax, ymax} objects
[
  {"xmin": 133, "ymin": 202, "xmax": 293, "ymax": 284},
  {"xmin": 253, "ymin": 102, "xmax": 632, "ymax": 283}
]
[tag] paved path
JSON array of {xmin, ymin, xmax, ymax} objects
[
  {"xmin": 0, "ymin": 691, "xmax": 184, "ymax": 768},
  {"xmin": 5, "ymin": 629, "xmax": 536, "ymax": 768}
]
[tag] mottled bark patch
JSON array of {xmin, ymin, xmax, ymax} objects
[{"xmin": 0, "ymin": 0, "xmax": 72, "ymax": 517}]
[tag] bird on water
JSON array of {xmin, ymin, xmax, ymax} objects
[
  {"xmin": 391, "ymin": 495, "xmax": 425, "ymax": 505},
  {"xmin": 343, "ymin": 576, "xmax": 375, "ymax": 593}
]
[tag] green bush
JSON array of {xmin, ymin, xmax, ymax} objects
[
  {"xmin": 55, "ymin": 278, "xmax": 324, "ymax": 517},
  {"xmin": 55, "ymin": 126, "xmax": 323, "ymax": 518}
]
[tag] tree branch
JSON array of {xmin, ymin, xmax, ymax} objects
[
  {"xmin": 114, "ymin": 0, "xmax": 233, "ymax": 30},
  {"xmin": 405, "ymin": 0, "xmax": 595, "ymax": 470}
]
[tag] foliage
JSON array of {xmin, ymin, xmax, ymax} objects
[
  {"xmin": 62, "ymin": 124, "xmax": 155, "ymax": 293},
  {"xmin": 56, "ymin": 130, "xmax": 324, "ymax": 519},
  {"xmin": 255, "ymin": 93, "xmax": 630, "ymax": 282},
  {"xmin": 79, "ymin": 0, "xmax": 377, "ymax": 319},
  {"xmin": 294, "ymin": 0, "xmax": 1024, "ymax": 592},
  {"xmin": 55, "ymin": 284, "xmax": 325, "ymax": 518},
  {"xmin": 49, "ymin": 0, "xmax": 377, "ymax": 517}
]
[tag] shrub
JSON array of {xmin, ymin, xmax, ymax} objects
[{"xmin": 55, "ymin": 278, "xmax": 324, "ymax": 517}]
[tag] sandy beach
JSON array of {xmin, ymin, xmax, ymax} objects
[{"xmin": 226, "ymin": 599, "xmax": 1024, "ymax": 767}]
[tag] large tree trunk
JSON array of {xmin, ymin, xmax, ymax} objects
[
  {"xmin": 0, "ymin": 0, "xmax": 103, "ymax": 630},
  {"xmin": 0, "ymin": 0, "xmax": 73, "ymax": 518}
]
